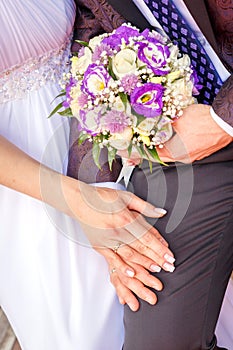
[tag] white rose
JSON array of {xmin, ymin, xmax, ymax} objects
[
  {"xmin": 176, "ymin": 54, "xmax": 191, "ymax": 69},
  {"xmin": 70, "ymin": 85, "xmax": 82, "ymax": 118},
  {"xmin": 89, "ymin": 34, "xmax": 106, "ymax": 50},
  {"xmin": 170, "ymin": 78, "xmax": 195, "ymax": 107},
  {"xmin": 169, "ymin": 44, "xmax": 179, "ymax": 60},
  {"xmin": 134, "ymin": 118, "xmax": 156, "ymax": 136},
  {"xmin": 112, "ymin": 49, "xmax": 137, "ymax": 78},
  {"xmin": 71, "ymin": 48, "xmax": 92, "ymax": 76},
  {"xmin": 112, "ymin": 96, "xmax": 131, "ymax": 115},
  {"xmin": 109, "ymin": 127, "xmax": 133, "ymax": 150}
]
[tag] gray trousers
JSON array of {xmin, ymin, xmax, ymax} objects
[{"xmin": 123, "ymin": 143, "xmax": 233, "ymax": 350}]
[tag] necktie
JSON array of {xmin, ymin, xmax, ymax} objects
[{"xmin": 144, "ymin": 0, "xmax": 223, "ymax": 104}]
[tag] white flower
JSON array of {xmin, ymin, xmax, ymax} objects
[
  {"xmin": 109, "ymin": 127, "xmax": 133, "ymax": 150},
  {"xmin": 170, "ymin": 78, "xmax": 195, "ymax": 107},
  {"xmin": 89, "ymin": 34, "xmax": 106, "ymax": 50},
  {"xmin": 112, "ymin": 96, "xmax": 132, "ymax": 115},
  {"xmin": 71, "ymin": 48, "xmax": 92, "ymax": 76},
  {"xmin": 134, "ymin": 118, "xmax": 156, "ymax": 136},
  {"xmin": 112, "ymin": 49, "xmax": 138, "ymax": 78},
  {"xmin": 176, "ymin": 54, "xmax": 191, "ymax": 69}
]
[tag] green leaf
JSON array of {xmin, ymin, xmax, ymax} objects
[
  {"xmin": 136, "ymin": 143, "xmax": 146, "ymax": 158},
  {"xmin": 50, "ymin": 91, "xmax": 66, "ymax": 105},
  {"xmin": 78, "ymin": 132, "xmax": 90, "ymax": 145},
  {"xmin": 107, "ymin": 57, "xmax": 117, "ymax": 80},
  {"xmin": 58, "ymin": 108, "xmax": 73, "ymax": 117},
  {"xmin": 146, "ymin": 147, "xmax": 168, "ymax": 166},
  {"xmin": 108, "ymin": 148, "xmax": 117, "ymax": 171},
  {"xmin": 127, "ymin": 142, "xmax": 133, "ymax": 158},
  {"xmin": 131, "ymin": 108, "xmax": 146, "ymax": 126},
  {"xmin": 92, "ymin": 142, "xmax": 101, "ymax": 169},
  {"xmin": 119, "ymin": 92, "xmax": 128, "ymax": 110},
  {"xmin": 75, "ymin": 40, "xmax": 93, "ymax": 52},
  {"xmin": 48, "ymin": 101, "xmax": 64, "ymax": 118}
]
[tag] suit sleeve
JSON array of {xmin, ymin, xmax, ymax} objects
[{"xmin": 211, "ymin": 74, "xmax": 233, "ymax": 135}]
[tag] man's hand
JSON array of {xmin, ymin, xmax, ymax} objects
[{"xmin": 157, "ymin": 104, "xmax": 233, "ymax": 163}]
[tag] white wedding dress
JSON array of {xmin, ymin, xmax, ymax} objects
[{"xmin": 0, "ymin": 1, "xmax": 124, "ymax": 349}]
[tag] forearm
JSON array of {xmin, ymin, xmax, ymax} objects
[{"xmin": 0, "ymin": 135, "xmax": 77, "ymax": 218}]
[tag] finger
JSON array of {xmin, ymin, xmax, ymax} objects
[
  {"xmin": 127, "ymin": 263, "xmax": 163, "ymax": 291},
  {"xmin": 95, "ymin": 247, "xmax": 135, "ymax": 277},
  {"xmin": 125, "ymin": 215, "xmax": 176, "ymax": 272},
  {"xmin": 126, "ymin": 193, "xmax": 167, "ymax": 218},
  {"xmin": 115, "ymin": 244, "xmax": 162, "ymax": 273},
  {"xmin": 115, "ymin": 271, "xmax": 158, "ymax": 306},
  {"xmin": 110, "ymin": 271, "xmax": 140, "ymax": 311}
]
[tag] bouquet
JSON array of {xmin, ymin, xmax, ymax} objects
[{"xmin": 50, "ymin": 23, "xmax": 199, "ymax": 170}]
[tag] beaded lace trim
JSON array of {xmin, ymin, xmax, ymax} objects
[{"xmin": 0, "ymin": 36, "xmax": 72, "ymax": 104}]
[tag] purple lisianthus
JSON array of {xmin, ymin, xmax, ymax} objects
[
  {"xmin": 81, "ymin": 64, "xmax": 111, "ymax": 98},
  {"xmin": 79, "ymin": 108, "xmax": 102, "ymax": 135},
  {"xmin": 103, "ymin": 110, "xmax": 130, "ymax": 133},
  {"xmin": 137, "ymin": 38, "xmax": 170, "ymax": 75},
  {"xmin": 102, "ymin": 24, "xmax": 140, "ymax": 50},
  {"xmin": 63, "ymin": 77, "xmax": 77, "ymax": 108},
  {"xmin": 130, "ymin": 83, "xmax": 164, "ymax": 118}
]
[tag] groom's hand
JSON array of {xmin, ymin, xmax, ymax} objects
[{"xmin": 157, "ymin": 104, "xmax": 232, "ymax": 163}]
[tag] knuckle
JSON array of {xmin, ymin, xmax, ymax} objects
[{"xmin": 121, "ymin": 247, "xmax": 135, "ymax": 261}]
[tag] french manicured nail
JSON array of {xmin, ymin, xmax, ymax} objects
[
  {"xmin": 126, "ymin": 269, "xmax": 135, "ymax": 277},
  {"xmin": 163, "ymin": 262, "xmax": 175, "ymax": 273},
  {"xmin": 154, "ymin": 208, "xmax": 167, "ymax": 217},
  {"xmin": 150, "ymin": 264, "xmax": 162, "ymax": 273},
  {"xmin": 164, "ymin": 253, "xmax": 175, "ymax": 264}
]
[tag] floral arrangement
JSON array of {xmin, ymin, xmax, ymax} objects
[{"xmin": 51, "ymin": 23, "xmax": 199, "ymax": 170}]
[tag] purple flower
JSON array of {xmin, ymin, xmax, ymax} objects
[
  {"xmin": 191, "ymin": 68, "xmax": 203, "ymax": 95},
  {"xmin": 120, "ymin": 74, "xmax": 139, "ymax": 94},
  {"xmin": 81, "ymin": 64, "xmax": 111, "ymax": 98},
  {"xmin": 102, "ymin": 24, "xmax": 140, "ymax": 50},
  {"xmin": 79, "ymin": 108, "xmax": 102, "ymax": 135},
  {"xmin": 63, "ymin": 77, "xmax": 77, "ymax": 108},
  {"xmin": 103, "ymin": 110, "xmax": 130, "ymax": 133},
  {"xmin": 78, "ymin": 93, "xmax": 88, "ymax": 108},
  {"xmin": 137, "ymin": 38, "xmax": 170, "ymax": 75},
  {"xmin": 92, "ymin": 44, "xmax": 113, "ymax": 62},
  {"xmin": 130, "ymin": 83, "xmax": 164, "ymax": 118}
]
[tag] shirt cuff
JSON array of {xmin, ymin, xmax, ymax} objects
[{"xmin": 210, "ymin": 107, "xmax": 233, "ymax": 137}]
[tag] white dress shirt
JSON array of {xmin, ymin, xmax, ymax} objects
[{"xmin": 133, "ymin": 0, "xmax": 233, "ymax": 135}]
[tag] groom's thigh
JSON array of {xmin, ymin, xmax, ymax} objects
[{"xmin": 124, "ymin": 156, "xmax": 233, "ymax": 350}]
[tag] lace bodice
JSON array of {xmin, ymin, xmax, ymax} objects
[{"xmin": 0, "ymin": 0, "xmax": 76, "ymax": 103}]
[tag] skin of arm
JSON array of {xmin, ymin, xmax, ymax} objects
[{"xmin": 0, "ymin": 135, "xmax": 176, "ymax": 311}]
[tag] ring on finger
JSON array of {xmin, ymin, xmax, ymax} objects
[
  {"xmin": 113, "ymin": 242, "xmax": 122, "ymax": 254},
  {"xmin": 110, "ymin": 268, "xmax": 117, "ymax": 274}
]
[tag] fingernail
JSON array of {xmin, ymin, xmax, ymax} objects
[
  {"xmin": 154, "ymin": 208, "xmax": 167, "ymax": 217},
  {"xmin": 163, "ymin": 262, "xmax": 175, "ymax": 273},
  {"xmin": 126, "ymin": 269, "xmax": 135, "ymax": 277},
  {"xmin": 146, "ymin": 297, "xmax": 156, "ymax": 305},
  {"xmin": 119, "ymin": 298, "xmax": 125, "ymax": 305},
  {"xmin": 152, "ymin": 284, "xmax": 162, "ymax": 291},
  {"xmin": 128, "ymin": 303, "xmax": 138, "ymax": 311},
  {"xmin": 150, "ymin": 264, "xmax": 161, "ymax": 273},
  {"xmin": 164, "ymin": 253, "xmax": 175, "ymax": 264}
]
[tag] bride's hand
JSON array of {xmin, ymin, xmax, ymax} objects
[
  {"xmin": 61, "ymin": 178, "xmax": 175, "ymax": 273},
  {"xmin": 95, "ymin": 246, "xmax": 163, "ymax": 311}
]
